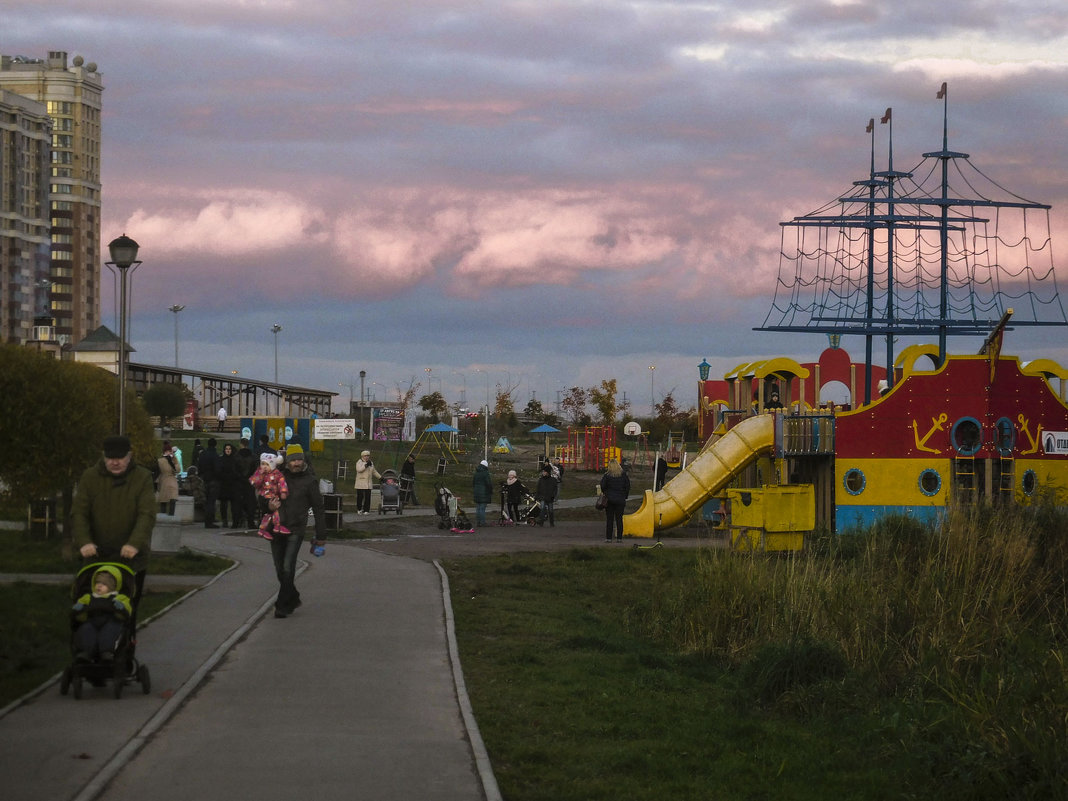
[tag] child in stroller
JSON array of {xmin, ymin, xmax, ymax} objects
[
  {"xmin": 434, "ymin": 483, "xmax": 474, "ymax": 532},
  {"xmin": 378, "ymin": 468, "xmax": 403, "ymax": 514},
  {"xmin": 61, "ymin": 560, "xmax": 151, "ymax": 699}
]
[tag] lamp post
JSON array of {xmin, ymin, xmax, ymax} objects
[
  {"xmin": 107, "ymin": 234, "xmax": 141, "ymax": 435},
  {"xmin": 271, "ymin": 324, "xmax": 282, "ymax": 414},
  {"xmin": 338, "ymin": 381, "xmax": 355, "ymax": 415},
  {"xmin": 649, "ymin": 365, "xmax": 656, "ymax": 418},
  {"xmin": 168, "ymin": 304, "xmax": 185, "ymax": 367}
]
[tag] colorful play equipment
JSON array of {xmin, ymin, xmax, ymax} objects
[
  {"xmin": 565, "ymin": 426, "xmax": 617, "ymax": 472},
  {"xmin": 625, "ymin": 90, "xmax": 1068, "ymax": 548}
]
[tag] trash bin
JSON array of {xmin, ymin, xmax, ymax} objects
[{"xmin": 323, "ymin": 493, "xmax": 343, "ymax": 531}]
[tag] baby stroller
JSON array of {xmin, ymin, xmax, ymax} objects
[
  {"xmin": 518, "ymin": 492, "xmax": 542, "ymax": 526},
  {"xmin": 378, "ymin": 469, "xmax": 404, "ymax": 515},
  {"xmin": 434, "ymin": 483, "xmax": 473, "ymax": 532},
  {"xmin": 498, "ymin": 485, "xmax": 542, "ymax": 526},
  {"xmin": 60, "ymin": 559, "xmax": 151, "ymax": 700}
]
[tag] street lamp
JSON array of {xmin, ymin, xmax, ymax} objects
[
  {"xmin": 168, "ymin": 304, "xmax": 185, "ymax": 367},
  {"xmin": 338, "ymin": 381, "xmax": 355, "ymax": 414},
  {"xmin": 271, "ymin": 324, "xmax": 282, "ymax": 414},
  {"xmin": 107, "ymin": 234, "xmax": 141, "ymax": 435},
  {"xmin": 649, "ymin": 365, "xmax": 656, "ymax": 417}
]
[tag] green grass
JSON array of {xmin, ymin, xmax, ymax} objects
[
  {"xmin": 445, "ymin": 502, "xmax": 1068, "ymax": 800},
  {"xmin": 0, "ymin": 583, "xmax": 187, "ymax": 708},
  {"xmin": 0, "ymin": 530, "xmax": 233, "ymax": 575}
]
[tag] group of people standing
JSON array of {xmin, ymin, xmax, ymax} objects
[{"xmin": 471, "ymin": 457, "xmax": 564, "ymax": 527}]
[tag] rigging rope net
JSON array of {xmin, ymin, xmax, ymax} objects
[{"xmin": 761, "ymin": 151, "xmax": 1067, "ymax": 338}]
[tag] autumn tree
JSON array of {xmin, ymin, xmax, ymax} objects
[
  {"xmin": 494, "ymin": 387, "xmax": 515, "ymax": 423},
  {"xmin": 418, "ymin": 391, "xmax": 448, "ymax": 420},
  {"xmin": 524, "ymin": 398, "xmax": 545, "ymax": 421},
  {"xmin": 560, "ymin": 386, "xmax": 590, "ymax": 426},
  {"xmin": 587, "ymin": 379, "xmax": 619, "ymax": 426}
]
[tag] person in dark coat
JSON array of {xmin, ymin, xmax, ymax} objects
[
  {"xmin": 400, "ymin": 453, "xmax": 419, "ymax": 506},
  {"xmin": 599, "ymin": 458, "xmax": 631, "ymax": 542},
  {"xmin": 534, "ymin": 464, "xmax": 557, "ymax": 526},
  {"xmin": 471, "ymin": 460, "xmax": 494, "ymax": 526},
  {"xmin": 234, "ymin": 438, "xmax": 259, "ymax": 528},
  {"xmin": 654, "ymin": 455, "xmax": 669, "ymax": 492},
  {"xmin": 217, "ymin": 442, "xmax": 244, "ymax": 528},
  {"xmin": 196, "ymin": 438, "xmax": 221, "ymax": 528},
  {"xmin": 269, "ymin": 444, "xmax": 326, "ymax": 618},
  {"xmin": 502, "ymin": 470, "xmax": 527, "ymax": 524}
]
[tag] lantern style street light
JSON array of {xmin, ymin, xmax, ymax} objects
[
  {"xmin": 107, "ymin": 234, "xmax": 142, "ymax": 435},
  {"xmin": 271, "ymin": 324, "xmax": 283, "ymax": 414}
]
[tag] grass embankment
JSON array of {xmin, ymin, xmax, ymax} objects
[
  {"xmin": 446, "ymin": 503, "xmax": 1068, "ymax": 800},
  {"xmin": 0, "ymin": 532, "xmax": 233, "ymax": 708}
]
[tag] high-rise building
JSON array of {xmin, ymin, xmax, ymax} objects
[
  {"xmin": 0, "ymin": 88, "xmax": 52, "ymax": 344},
  {"xmin": 0, "ymin": 51, "xmax": 103, "ymax": 347}
]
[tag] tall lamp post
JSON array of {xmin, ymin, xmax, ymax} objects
[
  {"xmin": 107, "ymin": 234, "xmax": 142, "ymax": 435},
  {"xmin": 648, "ymin": 365, "xmax": 656, "ymax": 418},
  {"xmin": 271, "ymin": 324, "xmax": 283, "ymax": 414},
  {"xmin": 168, "ymin": 304, "xmax": 185, "ymax": 367}
]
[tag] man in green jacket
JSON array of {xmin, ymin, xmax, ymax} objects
[{"xmin": 72, "ymin": 435, "xmax": 157, "ymax": 626}]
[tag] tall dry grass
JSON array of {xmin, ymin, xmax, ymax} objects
[{"xmin": 624, "ymin": 500, "xmax": 1068, "ymax": 798}]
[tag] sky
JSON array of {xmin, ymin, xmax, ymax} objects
[{"xmin": 5, "ymin": 0, "xmax": 1068, "ymax": 416}]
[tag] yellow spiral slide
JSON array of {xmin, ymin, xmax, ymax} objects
[{"xmin": 623, "ymin": 414, "xmax": 775, "ymax": 538}]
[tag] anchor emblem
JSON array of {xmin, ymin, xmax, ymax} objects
[
  {"xmin": 1017, "ymin": 414, "xmax": 1044, "ymax": 455},
  {"xmin": 912, "ymin": 413, "xmax": 948, "ymax": 454}
]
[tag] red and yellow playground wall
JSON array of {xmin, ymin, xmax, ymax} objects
[{"xmin": 832, "ymin": 353, "xmax": 1068, "ymax": 532}]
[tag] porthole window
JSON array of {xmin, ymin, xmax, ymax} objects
[
  {"xmin": 1022, "ymin": 469, "xmax": 1037, "ymax": 497},
  {"xmin": 951, "ymin": 417, "xmax": 983, "ymax": 456},
  {"xmin": 918, "ymin": 468, "xmax": 942, "ymax": 496},
  {"xmin": 843, "ymin": 468, "xmax": 866, "ymax": 495},
  {"xmin": 995, "ymin": 417, "xmax": 1015, "ymax": 455}
]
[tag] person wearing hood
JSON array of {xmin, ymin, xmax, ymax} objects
[
  {"xmin": 268, "ymin": 444, "xmax": 327, "ymax": 618},
  {"xmin": 472, "ymin": 459, "xmax": 494, "ymax": 526},
  {"xmin": 72, "ymin": 435, "xmax": 156, "ymax": 626},
  {"xmin": 71, "ymin": 566, "xmax": 132, "ymax": 662}
]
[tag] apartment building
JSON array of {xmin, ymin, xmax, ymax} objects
[
  {"xmin": 0, "ymin": 89, "xmax": 52, "ymax": 344},
  {"xmin": 0, "ymin": 51, "xmax": 103, "ymax": 347}
]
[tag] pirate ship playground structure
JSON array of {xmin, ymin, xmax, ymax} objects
[{"xmin": 624, "ymin": 86, "xmax": 1068, "ymax": 546}]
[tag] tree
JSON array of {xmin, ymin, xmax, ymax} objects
[
  {"xmin": 524, "ymin": 398, "xmax": 545, "ymax": 421},
  {"xmin": 587, "ymin": 379, "xmax": 619, "ymax": 426},
  {"xmin": 0, "ymin": 346, "xmax": 153, "ymax": 530},
  {"xmin": 494, "ymin": 387, "xmax": 515, "ymax": 422},
  {"xmin": 141, "ymin": 382, "xmax": 189, "ymax": 429},
  {"xmin": 417, "ymin": 391, "xmax": 448, "ymax": 420},
  {"xmin": 560, "ymin": 387, "xmax": 590, "ymax": 426}
]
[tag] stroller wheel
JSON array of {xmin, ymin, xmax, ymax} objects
[
  {"xmin": 60, "ymin": 666, "xmax": 72, "ymax": 696},
  {"xmin": 527, "ymin": 517, "xmax": 538, "ymax": 526},
  {"xmin": 138, "ymin": 664, "xmax": 151, "ymax": 694}
]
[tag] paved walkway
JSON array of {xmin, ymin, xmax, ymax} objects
[
  {"xmin": 0, "ymin": 525, "xmax": 498, "ymax": 801},
  {"xmin": 1, "ymin": 498, "xmax": 710, "ymax": 801}
]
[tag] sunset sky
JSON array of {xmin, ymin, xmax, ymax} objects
[{"xmin": 6, "ymin": 0, "xmax": 1067, "ymax": 415}]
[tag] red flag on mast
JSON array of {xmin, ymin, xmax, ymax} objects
[
  {"xmin": 937, "ymin": 82, "xmax": 947, "ymax": 99},
  {"xmin": 865, "ymin": 118, "xmax": 874, "ymax": 133},
  {"xmin": 880, "ymin": 108, "xmax": 891, "ymax": 124}
]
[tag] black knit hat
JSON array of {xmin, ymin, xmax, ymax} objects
[{"xmin": 103, "ymin": 435, "xmax": 131, "ymax": 458}]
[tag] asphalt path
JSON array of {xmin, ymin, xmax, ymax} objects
[{"xmin": 0, "ymin": 500, "xmax": 711, "ymax": 801}]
